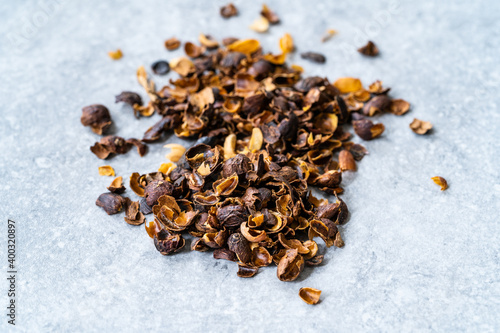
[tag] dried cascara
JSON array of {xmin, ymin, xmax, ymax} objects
[{"xmin": 87, "ymin": 32, "xmax": 413, "ymax": 286}]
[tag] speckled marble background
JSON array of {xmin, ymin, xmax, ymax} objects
[{"xmin": 0, "ymin": 0, "xmax": 499, "ymax": 332}]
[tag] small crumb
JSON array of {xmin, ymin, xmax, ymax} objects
[
  {"xmin": 108, "ymin": 49, "xmax": 123, "ymax": 60},
  {"xmin": 431, "ymin": 176, "xmax": 448, "ymax": 191},
  {"xmin": 98, "ymin": 165, "xmax": 115, "ymax": 176}
]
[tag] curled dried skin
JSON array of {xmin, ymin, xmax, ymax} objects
[
  {"xmin": 115, "ymin": 91, "xmax": 143, "ymax": 107},
  {"xmin": 358, "ymin": 41, "xmax": 379, "ymax": 56},
  {"xmin": 390, "ymin": 99, "xmax": 410, "ymax": 115},
  {"xmin": 191, "ymin": 237, "xmax": 210, "ymax": 252},
  {"xmin": 227, "ymin": 232, "xmax": 252, "ymax": 264},
  {"xmin": 126, "ymin": 138, "xmax": 147, "ymax": 157},
  {"xmin": 333, "ymin": 77, "xmax": 362, "ymax": 94},
  {"xmin": 260, "ymin": 4, "xmax": 279, "ymax": 24},
  {"xmin": 223, "ymin": 134, "xmax": 237, "ymax": 159},
  {"xmin": 241, "ymin": 222, "xmax": 267, "ymax": 242},
  {"xmin": 278, "ymin": 234, "xmax": 310, "ymax": 254},
  {"xmin": 339, "ymin": 150, "xmax": 356, "ymax": 171},
  {"xmin": 96, "ymin": 193, "xmax": 127, "ymax": 215},
  {"xmin": 368, "ymin": 80, "xmax": 390, "ymax": 94},
  {"xmin": 158, "ymin": 162, "xmax": 177, "ymax": 176},
  {"xmin": 314, "ymin": 170, "xmax": 342, "ymax": 189},
  {"xmin": 431, "ymin": 176, "xmax": 448, "ymax": 191},
  {"xmin": 130, "ymin": 172, "xmax": 145, "ymax": 197},
  {"xmin": 145, "ymin": 220, "xmax": 162, "ymax": 238},
  {"xmin": 98, "ymin": 165, "xmax": 115, "ymax": 176},
  {"xmin": 252, "ymin": 246, "xmax": 272, "ymax": 267},
  {"xmin": 81, "ymin": 104, "xmax": 112, "ymax": 135},
  {"xmin": 349, "ymin": 143, "xmax": 369, "ymax": 161},
  {"xmin": 137, "ymin": 66, "xmax": 157, "ymax": 102},
  {"xmin": 169, "ymin": 57, "xmax": 195, "ymax": 77},
  {"xmin": 213, "ymin": 248, "xmax": 238, "ymax": 262},
  {"xmin": 305, "ymin": 255, "xmax": 324, "ymax": 266},
  {"xmin": 237, "ymin": 265, "xmax": 259, "ymax": 278},
  {"xmin": 310, "ymin": 218, "xmax": 338, "ymax": 247},
  {"xmin": 164, "ymin": 144, "xmax": 186, "ymax": 162},
  {"xmin": 217, "ymin": 205, "xmax": 249, "ymax": 228},
  {"xmin": 279, "ymin": 33, "xmax": 294, "ymax": 53},
  {"xmin": 299, "ymin": 287, "xmax": 321, "ymax": 305},
  {"xmin": 222, "ymin": 154, "xmax": 251, "ymax": 178},
  {"xmin": 165, "ymin": 37, "xmax": 181, "ymax": 50},
  {"xmin": 277, "ymin": 249, "xmax": 304, "ymax": 282},
  {"xmin": 363, "ymin": 95, "xmax": 390, "ymax": 116},
  {"xmin": 154, "ymin": 232, "xmax": 185, "ymax": 255},
  {"xmin": 107, "ymin": 176, "xmax": 125, "ymax": 194},
  {"xmin": 353, "ymin": 119, "xmax": 385, "ymax": 140},
  {"xmin": 133, "ymin": 103, "xmax": 155, "ymax": 118},
  {"xmin": 248, "ymin": 127, "xmax": 263, "ymax": 152},
  {"xmin": 124, "ymin": 201, "xmax": 146, "ymax": 226},
  {"xmin": 144, "ymin": 180, "xmax": 174, "ymax": 206},
  {"xmin": 220, "ymin": 3, "xmax": 238, "ymax": 18},
  {"xmin": 199, "ymin": 34, "xmax": 219, "ymax": 49},
  {"xmin": 302, "ymin": 240, "xmax": 319, "ymax": 260},
  {"xmin": 227, "ymin": 39, "xmax": 260, "ymax": 54},
  {"xmin": 90, "ymin": 136, "xmax": 129, "ymax": 159},
  {"xmin": 249, "ymin": 16, "xmax": 270, "ymax": 33},
  {"xmin": 184, "ymin": 42, "xmax": 204, "ymax": 58},
  {"xmin": 410, "ymin": 118, "xmax": 432, "ymax": 135},
  {"xmin": 213, "ymin": 174, "xmax": 239, "ymax": 196}
]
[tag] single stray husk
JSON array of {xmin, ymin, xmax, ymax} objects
[
  {"xmin": 431, "ymin": 176, "xmax": 448, "ymax": 191},
  {"xmin": 299, "ymin": 287, "xmax": 322, "ymax": 304}
]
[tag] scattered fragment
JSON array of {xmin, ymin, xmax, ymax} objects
[
  {"xmin": 164, "ymin": 143, "xmax": 186, "ymax": 162},
  {"xmin": 249, "ymin": 16, "xmax": 270, "ymax": 33},
  {"xmin": 107, "ymin": 176, "xmax": 125, "ymax": 194},
  {"xmin": 96, "ymin": 193, "xmax": 128, "ymax": 215},
  {"xmin": 199, "ymin": 34, "xmax": 219, "ymax": 49},
  {"xmin": 151, "ymin": 60, "xmax": 170, "ymax": 75},
  {"xmin": 184, "ymin": 42, "xmax": 204, "ymax": 58},
  {"xmin": 108, "ymin": 49, "xmax": 123, "ymax": 60},
  {"xmin": 368, "ymin": 80, "xmax": 390, "ymax": 94},
  {"xmin": 124, "ymin": 200, "xmax": 146, "ymax": 225},
  {"xmin": 137, "ymin": 66, "xmax": 157, "ymax": 102},
  {"xmin": 300, "ymin": 52, "xmax": 326, "ymax": 63},
  {"xmin": 115, "ymin": 92, "xmax": 143, "ymax": 108},
  {"xmin": 353, "ymin": 119, "xmax": 385, "ymax": 140},
  {"xmin": 220, "ymin": 3, "xmax": 238, "ymax": 18},
  {"xmin": 410, "ymin": 118, "xmax": 432, "ymax": 134},
  {"xmin": 299, "ymin": 287, "xmax": 322, "ymax": 305},
  {"xmin": 358, "ymin": 41, "xmax": 379, "ymax": 56},
  {"xmin": 339, "ymin": 150, "xmax": 356, "ymax": 171},
  {"xmin": 390, "ymin": 99, "xmax": 411, "ymax": 116},
  {"xmin": 333, "ymin": 77, "xmax": 362, "ymax": 94},
  {"xmin": 90, "ymin": 136, "xmax": 145, "ymax": 159},
  {"xmin": 431, "ymin": 176, "xmax": 448, "ymax": 191},
  {"xmin": 81, "ymin": 104, "xmax": 112, "ymax": 135},
  {"xmin": 169, "ymin": 57, "xmax": 196, "ymax": 76},
  {"xmin": 321, "ymin": 29, "xmax": 337, "ymax": 43},
  {"xmin": 98, "ymin": 165, "xmax": 115, "ymax": 176},
  {"xmin": 165, "ymin": 37, "xmax": 181, "ymax": 51},
  {"xmin": 261, "ymin": 4, "xmax": 280, "ymax": 24},
  {"xmin": 227, "ymin": 39, "xmax": 260, "ymax": 54},
  {"xmin": 279, "ymin": 33, "xmax": 294, "ymax": 53}
]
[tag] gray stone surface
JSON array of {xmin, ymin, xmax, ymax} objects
[{"xmin": 1, "ymin": 0, "xmax": 499, "ymax": 332}]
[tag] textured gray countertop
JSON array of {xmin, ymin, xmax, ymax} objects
[{"xmin": 1, "ymin": 0, "xmax": 499, "ymax": 332}]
